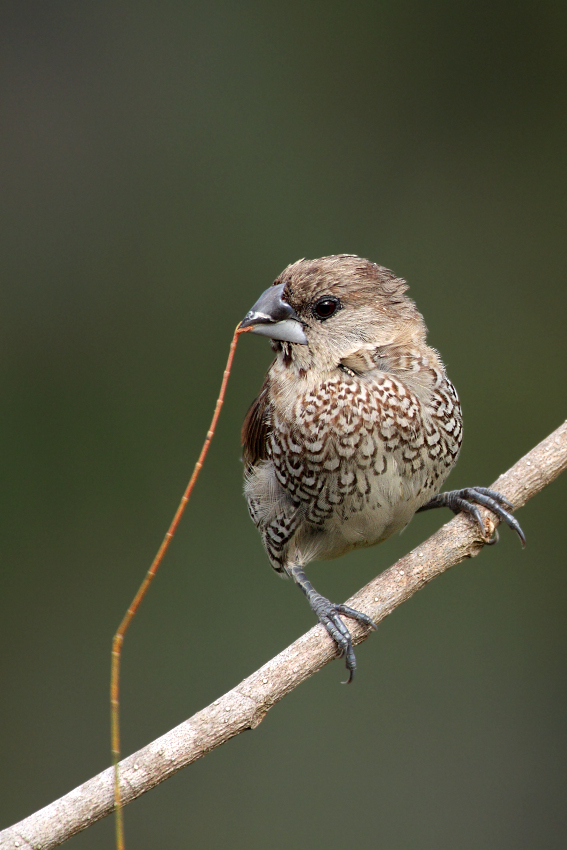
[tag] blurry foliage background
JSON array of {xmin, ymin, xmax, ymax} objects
[{"xmin": 1, "ymin": 2, "xmax": 566, "ymax": 848}]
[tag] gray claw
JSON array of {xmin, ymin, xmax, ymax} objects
[
  {"xmin": 418, "ymin": 487, "xmax": 526, "ymax": 547},
  {"xmin": 290, "ymin": 564, "xmax": 376, "ymax": 682},
  {"xmin": 312, "ymin": 596, "xmax": 375, "ymax": 682}
]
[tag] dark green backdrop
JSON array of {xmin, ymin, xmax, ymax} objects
[{"xmin": 1, "ymin": 2, "xmax": 566, "ymax": 848}]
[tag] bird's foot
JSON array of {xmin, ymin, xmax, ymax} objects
[
  {"xmin": 308, "ymin": 593, "xmax": 377, "ymax": 684},
  {"xmin": 418, "ymin": 487, "xmax": 526, "ymax": 547},
  {"xmin": 289, "ymin": 564, "xmax": 376, "ymax": 682}
]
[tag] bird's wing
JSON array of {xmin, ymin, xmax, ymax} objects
[
  {"xmin": 241, "ymin": 376, "xmax": 272, "ymax": 471},
  {"xmin": 340, "ymin": 346, "xmax": 393, "ymax": 375}
]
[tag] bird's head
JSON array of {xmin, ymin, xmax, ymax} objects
[{"xmin": 240, "ymin": 255, "xmax": 427, "ymax": 371}]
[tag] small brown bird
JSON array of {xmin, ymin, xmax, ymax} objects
[{"xmin": 240, "ymin": 255, "xmax": 524, "ymax": 680}]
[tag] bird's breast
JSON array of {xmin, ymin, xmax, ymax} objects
[{"xmin": 267, "ymin": 368, "xmax": 461, "ymax": 513}]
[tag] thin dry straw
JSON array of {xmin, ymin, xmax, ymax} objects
[{"xmin": 110, "ymin": 325, "xmax": 250, "ymax": 850}]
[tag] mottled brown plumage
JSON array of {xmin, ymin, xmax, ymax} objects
[{"xmin": 240, "ymin": 255, "xmax": 524, "ymax": 680}]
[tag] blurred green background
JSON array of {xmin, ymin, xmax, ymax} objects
[{"xmin": 1, "ymin": 2, "xmax": 566, "ymax": 848}]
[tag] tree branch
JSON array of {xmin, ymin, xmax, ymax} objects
[{"xmin": 2, "ymin": 420, "xmax": 567, "ymax": 850}]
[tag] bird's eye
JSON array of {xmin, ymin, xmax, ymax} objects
[{"xmin": 312, "ymin": 296, "xmax": 341, "ymax": 321}]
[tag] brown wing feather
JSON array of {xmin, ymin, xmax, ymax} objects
[
  {"xmin": 241, "ymin": 376, "xmax": 272, "ymax": 472},
  {"xmin": 340, "ymin": 344, "xmax": 405, "ymax": 375}
]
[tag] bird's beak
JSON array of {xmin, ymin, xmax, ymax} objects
[{"xmin": 239, "ymin": 283, "xmax": 308, "ymax": 345}]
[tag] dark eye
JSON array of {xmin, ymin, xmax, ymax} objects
[{"xmin": 312, "ymin": 296, "xmax": 341, "ymax": 321}]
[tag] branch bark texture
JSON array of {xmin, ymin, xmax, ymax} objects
[{"xmin": 2, "ymin": 420, "xmax": 567, "ymax": 850}]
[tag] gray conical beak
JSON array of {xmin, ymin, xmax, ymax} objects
[{"xmin": 239, "ymin": 283, "xmax": 308, "ymax": 345}]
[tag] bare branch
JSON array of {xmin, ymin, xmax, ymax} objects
[{"xmin": 2, "ymin": 419, "xmax": 566, "ymax": 850}]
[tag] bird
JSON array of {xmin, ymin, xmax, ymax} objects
[{"xmin": 239, "ymin": 255, "xmax": 525, "ymax": 681}]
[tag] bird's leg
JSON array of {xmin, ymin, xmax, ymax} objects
[
  {"xmin": 288, "ymin": 564, "xmax": 376, "ymax": 683},
  {"xmin": 417, "ymin": 487, "xmax": 526, "ymax": 546}
]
